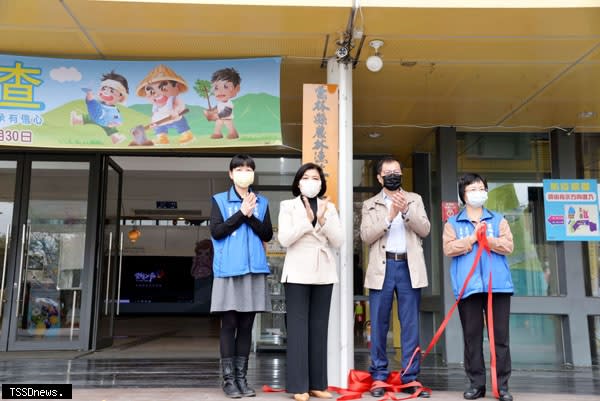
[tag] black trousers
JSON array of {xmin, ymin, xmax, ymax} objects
[
  {"xmin": 458, "ymin": 292, "xmax": 512, "ymax": 390},
  {"xmin": 284, "ymin": 283, "xmax": 333, "ymax": 394}
]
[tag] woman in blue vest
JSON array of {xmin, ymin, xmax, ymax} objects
[
  {"xmin": 442, "ymin": 173, "xmax": 515, "ymax": 401},
  {"xmin": 210, "ymin": 154, "xmax": 273, "ymax": 398}
]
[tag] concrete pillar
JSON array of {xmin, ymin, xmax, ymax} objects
[{"xmin": 326, "ymin": 57, "xmax": 354, "ymax": 386}]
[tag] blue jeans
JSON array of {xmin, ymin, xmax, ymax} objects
[{"xmin": 369, "ymin": 258, "xmax": 421, "ymax": 382}]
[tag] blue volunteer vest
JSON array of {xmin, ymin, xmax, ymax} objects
[
  {"xmin": 447, "ymin": 208, "xmax": 514, "ymax": 300},
  {"xmin": 211, "ymin": 187, "xmax": 270, "ymax": 278}
]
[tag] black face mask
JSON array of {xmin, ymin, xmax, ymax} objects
[{"xmin": 382, "ymin": 174, "xmax": 402, "ymax": 191}]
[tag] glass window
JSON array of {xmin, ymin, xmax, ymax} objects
[
  {"xmin": 581, "ymin": 134, "xmax": 600, "ymax": 297},
  {"xmin": 16, "ymin": 161, "xmax": 90, "ymax": 343},
  {"xmin": 486, "ymin": 182, "xmax": 560, "ymax": 296},
  {"xmin": 484, "ymin": 314, "xmax": 565, "ymax": 366},
  {"xmin": 458, "ymin": 133, "xmax": 558, "ymax": 296},
  {"xmin": 0, "ymin": 160, "xmax": 17, "ymax": 338},
  {"xmin": 590, "ymin": 316, "xmax": 600, "ymax": 366}
]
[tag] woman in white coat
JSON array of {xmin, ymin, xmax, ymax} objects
[{"xmin": 278, "ymin": 163, "xmax": 343, "ymax": 401}]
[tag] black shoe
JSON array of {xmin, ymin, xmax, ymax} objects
[
  {"xmin": 370, "ymin": 387, "xmax": 385, "ymax": 397},
  {"xmin": 402, "ymin": 386, "xmax": 431, "ymax": 398},
  {"xmin": 463, "ymin": 386, "xmax": 486, "ymax": 400},
  {"xmin": 499, "ymin": 389, "xmax": 513, "ymax": 401},
  {"xmin": 221, "ymin": 358, "xmax": 242, "ymax": 399},
  {"xmin": 233, "ymin": 356, "xmax": 255, "ymax": 397}
]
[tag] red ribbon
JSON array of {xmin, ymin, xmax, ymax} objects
[
  {"xmin": 421, "ymin": 222, "xmax": 498, "ymax": 398},
  {"xmin": 327, "ymin": 368, "xmax": 431, "ymax": 401},
  {"xmin": 264, "ymin": 222, "xmax": 499, "ymax": 399},
  {"xmin": 262, "ymin": 384, "xmax": 285, "ymax": 393}
]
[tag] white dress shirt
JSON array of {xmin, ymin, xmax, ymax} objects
[{"xmin": 383, "ymin": 191, "xmax": 407, "ymax": 254}]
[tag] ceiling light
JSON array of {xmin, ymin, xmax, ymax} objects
[
  {"xmin": 366, "ymin": 40, "xmax": 384, "ymax": 72},
  {"xmin": 128, "ymin": 227, "xmax": 141, "ymax": 243},
  {"xmin": 368, "ymin": 132, "xmax": 382, "ymax": 139},
  {"xmin": 578, "ymin": 111, "xmax": 596, "ymax": 119}
]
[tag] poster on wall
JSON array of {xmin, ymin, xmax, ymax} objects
[
  {"xmin": 543, "ymin": 179, "xmax": 600, "ymax": 241},
  {"xmin": 0, "ymin": 54, "xmax": 282, "ymax": 149}
]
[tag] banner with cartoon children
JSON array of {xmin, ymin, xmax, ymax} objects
[{"xmin": 0, "ymin": 55, "xmax": 282, "ymax": 148}]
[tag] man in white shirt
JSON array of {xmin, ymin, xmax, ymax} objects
[{"xmin": 360, "ymin": 157, "xmax": 431, "ymax": 398}]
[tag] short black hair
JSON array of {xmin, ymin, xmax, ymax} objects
[
  {"xmin": 211, "ymin": 68, "xmax": 241, "ymax": 87},
  {"xmin": 458, "ymin": 173, "xmax": 488, "ymax": 204},
  {"xmin": 229, "ymin": 154, "xmax": 255, "ymax": 171},
  {"xmin": 376, "ymin": 157, "xmax": 403, "ymax": 175},
  {"xmin": 101, "ymin": 71, "xmax": 129, "ymax": 94},
  {"xmin": 291, "ymin": 162, "xmax": 327, "ymax": 197}
]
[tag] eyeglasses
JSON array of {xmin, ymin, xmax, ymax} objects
[
  {"xmin": 381, "ymin": 170, "xmax": 401, "ymax": 176},
  {"xmin": 465, "ymin": 187, "xmax": 487, "ymax": 192}
]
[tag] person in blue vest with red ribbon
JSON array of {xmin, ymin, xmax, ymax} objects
[
  {"xmin": 210, "ymin": 154, "xmax": 273, "ymax": 398},
  {"xmin": 443, "ymin": 173, "xmax": 515, "ymax": 401}
]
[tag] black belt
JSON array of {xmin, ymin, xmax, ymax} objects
[{"xmin": 386, "ymin": 251, "xmax": 407, "ymax": 261}]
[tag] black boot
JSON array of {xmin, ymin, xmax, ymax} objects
[
  {"xmin": 221, "ymin": 358, "xmax": 242, "ymax": 398},
  {"xmin": 233, "ymin": 356, "xmax": 256, "ymax": 397}
]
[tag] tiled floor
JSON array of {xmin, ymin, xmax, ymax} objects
[
  {"xmin": 0, "ymin": 316, "xmax": 598, "ymax": 400},
  {"xmin": 0, "ymin": 355, "xmax": 598, "ymax": 395}
]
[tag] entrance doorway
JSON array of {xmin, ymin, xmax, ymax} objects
[
  {"xmin": 95, "ymin": 156, "xmax": 231, "ymax": 357},
  {"xmin": 0, "ymin": 154, "xmax": 120, "ymax": 351},
  {"xmin": 0, "ymin": 153, "xmax": 305, "ymax": 357}
]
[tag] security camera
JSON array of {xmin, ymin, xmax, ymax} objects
[{"xmin": 336, "ymin": 46, "xmax": 349, "ymax": 60}]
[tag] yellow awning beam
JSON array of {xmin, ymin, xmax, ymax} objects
[{"xmin": 96, "ymin": 0, "xmax": 600, "ymax": 9}]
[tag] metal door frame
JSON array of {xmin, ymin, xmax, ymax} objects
[
  {"xmin": 3, "ymin": 153, "xmax": 101, "ymax": 351},
  {"xmin": 90, "ymin": 155, "xmax": 123, "ymax": 350}
]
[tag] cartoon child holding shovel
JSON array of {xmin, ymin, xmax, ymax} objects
[
  {"xmin": 70, "ymin": 71, "xmax": 129, "ymax": 145},
  {"xmin": 203, "ymin": 68, "xmax": 241, "ymax": 139},
  {"xmin": 136, "ymin": 65, "xmax": 194, "ymax": 145}
]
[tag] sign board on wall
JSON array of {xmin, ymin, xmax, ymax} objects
[
  {"xmin": 302, "ymin": 84, "xmax": 339, "ymax": 205},
  {"xmin": 0, "ymin": 54, "xmax": 281, "ymax": 149},
  {"xmin": 543, "ymin": 179, "xmax": 600, "ymax": 241},
  {"xmin": 441, "ymin": 201, "xmax": 460, "ymax": 222}
]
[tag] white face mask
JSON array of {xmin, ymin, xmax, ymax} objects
[
  {"xmin": 232, "ymin": 170, "xmax": 254, "ymax": 188},
  {"xmin": 299, "ymin": 179, "xmax": 321, "ymax": 198},
  {"xmin": 466, "ymin": 190, "xmax": 488, "ymax": 208}
]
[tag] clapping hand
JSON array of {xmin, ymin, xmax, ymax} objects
[
  {"xmin": 241, "ymin": 192, "xmax": 256, "ymax": 217},
  {"xmin": 389, "ymin": 192, "xmax": 408, "ymax": 220},
  {"xmin": 302, "ymin": 196, "xmax": 329, "ymax": 226},
  {"xmin": 316, "ymin": 197, "xmax": 329, "ymax": 226},
  {"xmin": 302, "ymin": 196, "xmax": 315, "ymax": 223},
  {"xmin": 470, "ymin": 221, "xmax": 486, "ymax": 245}
]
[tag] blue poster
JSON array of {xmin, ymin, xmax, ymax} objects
[
  {"xmin": 543, "ymin": 179, "xmax": 600, "ymax": 241},
  {"xmin": 0, "ymin": 54, "xmax": 281, "ymax": 149}
]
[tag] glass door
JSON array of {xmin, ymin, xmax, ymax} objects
[
  {"xmin": 0, "ymin": 158, "xmax": 22, "ymax": 350},
  {"xmin": 7, "ymin": 158, "xmax": 94, "ymax": 350},
  {"xmin": 91, "ymin": 157, "xmax": 122, "ymax": 350}
]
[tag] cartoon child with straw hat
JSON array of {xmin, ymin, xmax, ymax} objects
[{"xmin": 136, "ymin": 65, "xmax": 195, "ymax": 145}]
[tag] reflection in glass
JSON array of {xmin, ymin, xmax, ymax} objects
[
  {"xmin": 508, "ymin": 314, "xmax": 564, "ymax": 366},
  {"xmin": 590, "ymin": 316, "xmax": 600, "ymax": 366},
  {"xmin": 15, "ymin": 162, "xmax": 89, "ymax": 342},
  {"xmin": 0, "ymin": 161, "xmax": 17, "ymax": 336},
  {"xmin": 457, "ymin": 132, "xmax": 555, "ymax": 297},
  {"xmin": 486, "ymin": 183, "xmax": 559, "ymax": 296},
  {"xmin": 483, "ymin": 314, "xmax": 564, "ymax": 366},
  {"xmin": 581, "ymin": 134, "xmax": 600, "ymax": 297}
]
